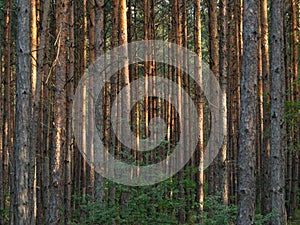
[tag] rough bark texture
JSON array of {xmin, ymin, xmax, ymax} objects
[
  {"xmin": 260, "ymin": 0, "xmax": 271, "ymax": 216},
  {"xmin": 270, "ymin": 0, "xmax": 287, "ymax": 224},
  {"xmin": 237, "ymin": 0, "xmax": 259, "ymax": 224},
  {"xmin": 14, "ymin": 0, "xmax": 31, "ymax": 223},
  {"xmin": 49, "ymin": 0, "xmax": 68, "ymax": 224}
]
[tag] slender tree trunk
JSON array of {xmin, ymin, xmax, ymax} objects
[
  {"xmin": 270, "ymin": 0, "xmax": 287, "ymax": 224},
  {"xmin": 34, "ymin": 0, "xmax": 51, "ymax": 224},
  {"xmin": 119, "ymin": 0, "xmax": 131, "ymax": 209},
  {"xmin": 3, "ymin": 0, "xmax": 12, "ymax": 222},
  {"xmin": 94, "ymin": 0, "xmax": 105, "ymax": 203},
  {"xmin": 208, "ymin": 0, "xmax": 220, "ymax": 196},
  {"xmin": 195, "ymin": 0, "xmax": 204, "ymax": 222},
  {"xmin": 87, "ymin": 0, "xmax": 96, "ymax": 198},
  {"xmin": 0, "ymin": 20, "xmax": 3, "ymax": 223},
  {"xmin": 30, "ymin": 0, "xmax": 38, "ymax": 223},
  {"xmin": 49, "ymin": 0, "xmax": 69, "ymax": 223},
  {"xmin": 109, "ymin": 1, "xmax": 119, "ymax": 217},
  {"xmin": 14, "ymin": 0, "xmax": 31, "ymax": 223},
  {"xmin": 219, "ymin": 0, "xmax": 228, "ymax": 205},
  {"xmin": 172, "ymin": 0, "xmax": 184, "ymax": 223},
  {"xmin": 288, "ymin": 0, "xmax": 299, "ymax": 219},
  {"xmin": 260, "ymin": 0, "xmax": 271, "ymax": 216},
  {"xmin": 237, "ymin": 0, "xmax": 258, "ymax": 224},
  {"xmin": 65, "ymin": 0, "xmax": 74, "ymax": 222}
]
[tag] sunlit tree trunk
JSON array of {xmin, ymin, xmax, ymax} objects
[
  {"xmin": 30, "ymin": 0, "xmax": 38, "ymax": 223},
  {"xmin": 119, "ymin": 0, "xmax": 131, "ymax": 208},
  {"xmin": 260, "ymin": 0, "xmax": 271, "ymax": 216},
  {"xmin": 3, "ymin": 0, "xmax": 12, "ymax": 222},
  {"xmin": 49, "ymin": 0, "xmax": 69, "ymax": 223},
  {"xmin": 195, "ymin": 0, "xmax": 204, "ymax": 222},
  {"xmin": 219, "ymin": 0, "xmax": 228, "ymax": 205}
]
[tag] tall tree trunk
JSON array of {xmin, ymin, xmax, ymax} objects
[
  {"xmin": 119, "ymin": 0, "xmax": 131, "ymax": 209},
  {"xmin": 219, "ymin": 0, "xmax": 228, "ymax": 205},
  {"xmin": 3, "ymin": 0, "xmax": 12, "ymax": 222},
  {"xmin": 94, "ymin": 0, "xmax": 105, "ymax": 203},
  {"xmin": 34, "ymin": 0, "xmax": 51, "ymax": 223},
  {"xmin": 109, "ymin": 0, "xmax": 119, "ymax": 216},
  {"xmin": 14, "ymin": 0, "xmax": 31, "ymax": 223},
  {"xmin": 208, "ymin": 0, "xmax": 220, "ymax": 196},
  {"xmin": 237, "ymin": 0, "xmax": 258, "ymax": 224},
  {"xmin": 288, "ymin": 0, "xmax": 299, "ymax": 219},
  {"xmin": 87, "ymin": 0, "xmax": 96, "ymax": 198},
  {"xmin": 270, "ymin": 0, "xmax": 287, "ymax": 224},
  {"xmin": 65, "ymin": 0, "xmax": 74, "ymax": 222},
  {"xmin": 0, "ymin": 16, "xmax": 3, "ymax": 223},
  {"xmin": 173, "ymin": 0, "xmax": 184, "ymax": 223},
  {"xmin": 260, "ymin": 0, "xmax": 271, "ymax": 216},
  {"xmin": 49, "ymin": 0, "xmax": 68, "ymax": 223},
  {"xmin": 30, "ymin": 0, "xmax": 38, "ymax": 223},
  {"xmin": 195, "ymin": 0, "xmax": 204, "ymax": 222}
]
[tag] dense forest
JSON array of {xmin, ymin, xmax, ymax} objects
[{"xmin": 0, "ymin": 0, "xmax": 300, "ymax": 224}]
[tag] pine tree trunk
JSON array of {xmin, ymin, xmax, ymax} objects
[
  {"xmin": 270, "ymin": 0, "xmax": 287, "ymax": 224},
  {"xmin": 208, "ymin": 0, "xmax": 220, "ymax": 196},
  {"xmin": 260, "ymin": 0, "xmax": 271, "ymax": 216},
  {"xmin": 29, "ymin": 0, "xmax": 38, "ymax": 223},
  {"xmin": 237, "ymin": 0, "xmax": 258, "ymax": 224},
  {"xmin": 288, "ymin": 0, "xmax": 299, "ymax": 219},
  {"xmin": 49, "ymin": 0, "xmax": 69, "ymax": 223},
  {"xmin": 94, "ymin": 0, "xmax": 105, "ymax": 203},
  {"xmin": 14, "ymin": 0, "xmax": 31, "ymax": 223},
  {"xmin": 219, "ymin": 0, "xmax": 229, "ymax": 205},
  {"xmin": 3, "ymin": 0, "xmax": 12, "ymax": 222},
  {"xmin": 119, "ymin": 0, "xmax": 131, "ymax": 209}
]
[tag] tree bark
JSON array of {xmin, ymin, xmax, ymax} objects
[
  {"xmin": 260, "ymin": 0, "xmax": 271, "ymax": 216},
  {"xmin": 94, "ymin": 0, "xmax": 105, "ymax": 203},
  {"xmin": 270, "ymin": 0, "xmax": 287, "ymax": 224},
  {"xmin": 14, "ymin": 0, "xmax": 31, "ymax": 223},
  {"xmin": 237, "ymin": 0, "xmax": 258, "ymax": 224},
  {"xmin": 219, "ymin": 0, "xmax": 229, "ymax": 205},
  {"xmin": 195, "ymin": 0, "xmax": 204, "ymax": 222},
  {"xmin": 49, "ymin": 0, "xmax": 69, "ymax": 223}
]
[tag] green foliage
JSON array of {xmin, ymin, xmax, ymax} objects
[
  {"xmin": 285, "ymin": 100, "xmax": 300, "ymax": 126},
  {"xmin": 0, "ymin": 195, "xmax": 10, "ymax": 224},
  {"xmin": 70, "ymin": 180, "xmax": 180, "ymax": 225},
  {"xmin": 70, "ymin": 172, "xmax": 273, "ymax": 225},
  {"xmin": 200, "ymin": 194, "xmax": 237, "ymax": 225}
]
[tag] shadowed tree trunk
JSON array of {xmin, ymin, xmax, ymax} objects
[
  {"xmin": 14, "ymin": 0, "xmax": 31, "ymax": 223},
  {"xmin": 237, "ymin": 0, "xmax": 259, "ymax": 224},
  {"xmin": 270, "ymin": 0, "xmax": 287, "ymax": 224}
]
